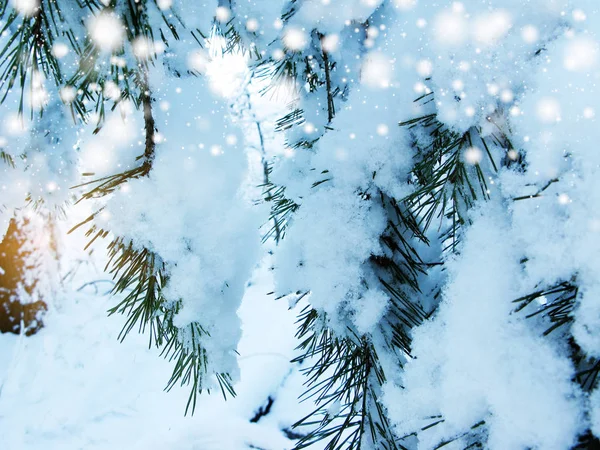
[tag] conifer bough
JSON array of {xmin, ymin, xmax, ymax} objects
[{"xmin": 0, "ymin": 0, "xmax": 599, "ymax": 449}]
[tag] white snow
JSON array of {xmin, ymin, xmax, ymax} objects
[
  {"xmin": 2, "ymin": 0, "xmax": 600, "ymax": 448},
  {"xmin": 0, "ymin": 221, "xmax": 304, "ymax": 449},
  {"xmin": 384, "ymin": 205, "xmax": 584, "ymax": 449},
  {"xmin": 88, "ymin": 12, "xmax": 125, "ymax": 53}
]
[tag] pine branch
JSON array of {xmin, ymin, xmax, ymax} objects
[
  {"xmin": 318, "ymin": 33, "xmax": 335, "ymax": 123},
  {"xmin": 104, "ymin": 239, "xmax": 235, "ymax": 415},
  {"xmin": 512, "ymin": 178, "xmax": 559, "ymax": 202},
  {"xmin": 74, "ymin": 47, "xmax": 156, "ymax": 201},
  {"xmin": 513, "ymin": 280, "xmax": 600, "ymax": 397},
  {"xmin": 0, "ymin": 150, "xmax": 16, "ymax": 168},
  {"xmin": 260, "ymin": 182, "xmax": 299, "ymax": 243},
  {"xmin": 512, "ymin": 280, "xmax": 578, "ymax": 336},
  {"xmin": 373, "ymin": 193, "xmax": 431, "ymax": 356},
  {"xmin": 291, "ymin": 307, "xmax": 401, "ymax": 450},
  {"xmin": 566, "ymin": 338, "xmax": 600, "ymax": 393},
  {"xmin": 399, "ymin": 98, "xmax": 513, "ymax": 254},
  {"xmin": 257, "ymin": 125, "xmax": 284, "ymax": 243},
  {"xmin": 0, "ymin": 0, "xmax": 64, "ymax": 116},
  {"xmin": 67, "ymin": 1, "xmax": 231, "ymax": 415},
  {"xmin": 139, "ymin": 66, "xmax": 156, "ymax": 173},
  {"xmin": 288, "ymin": 192, "xmax": 430, "ymax": 446}
]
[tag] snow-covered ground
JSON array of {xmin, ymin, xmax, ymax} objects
[{"xmin": 0, "ymin": 222, "xmax": 310, "ymax": 449}]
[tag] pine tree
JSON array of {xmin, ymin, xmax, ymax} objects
[{"xmin": 1, "ymin": 1, "xmax": 599, "ymax": 449}]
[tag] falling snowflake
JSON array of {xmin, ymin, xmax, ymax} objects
[
  {"xmin": 216, "ymin": 6, "xmax": 231, "ymax": 22},
  {"xmin": 563, "ymin": 37, "xmax": 598, "ymax": 72},
  {"xmin": 88, "ymin": 12, "xmax": 124, "ymax": 52},
  {"xmin": 361, "ymin": 52, "xmax": 393, "ymax": 89},
  {"xmin": 10, "ymin": 0, "xmax": 39, "ymax": 16},
  {"xmin": 52, "ymin": 43, "xmax": 69, "ymax": 59},
  {"xmin": 463, "ymin": 146, "xmax": 483, "ymax": 165},
  {"xmin": 536, "ymin": 98, "xmax": 561, "ymax": 123},
  {"xmin": 283, "ymin": 27, "xmax": 308, "ymax": 51}
]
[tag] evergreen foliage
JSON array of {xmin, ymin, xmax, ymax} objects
[{"xmin": 0, "ymin": 1, "xmax": 598, "ymax": 449}]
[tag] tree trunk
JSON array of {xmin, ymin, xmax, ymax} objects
[{"xmin": 0, "ymin": 218, "xmax": 47, "ymax": 336}]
